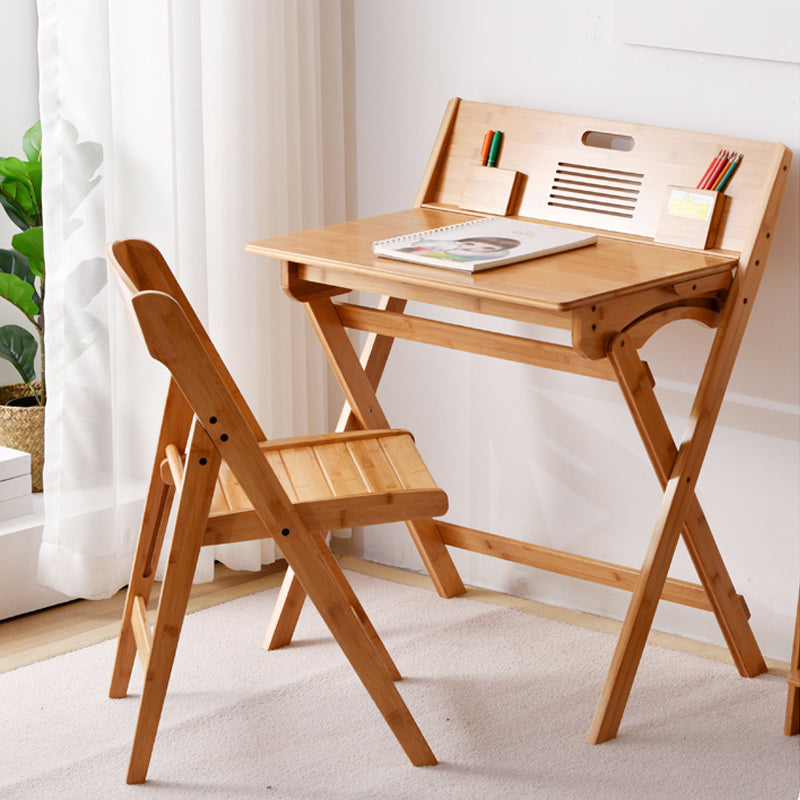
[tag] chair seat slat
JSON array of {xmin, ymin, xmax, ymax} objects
[
  {"xmin": 211, "ymin": 432, "xmax": 439, "ymax": 520},
  {"xmin": 214, "ymin": 462, "xmax": 243, "ymax": 512},
  {"xmin": 346, "ymin": 437, "xmax": 404, "ymax": 492},
  {"xmin": 379, "ymin": 435, "xmax": 438, "ymax": 490},
  {"xmin": 312, "ymin": 441, "xmax": 370, "ymax": 497},
  {"xmin": 278, "ymin": 446, "xmax": 336, "ymax": 501},
  {"xmin": 263, "ymin": 451, "xmax": 299, "ymax": 503}
]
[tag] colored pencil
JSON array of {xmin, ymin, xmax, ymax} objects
[
  {"xmin": 714, "ymin": 152, "xmax": 742, "ymax": 192},
  {"xmin": 701, "ymin": 150, "xmax": 730, "ymax": 190},
  {"xmin": 710, "ymin": 151, "xmax": 734, "ymax": 190},
  {"xmin": 697, "ymin": 149, "xmax": 724, "ymax": 189},
  {"xmin": 487, "ymin": 130, "xmax": 503, "ymax": 167},
  {"xmin": 480, "ymin": 130, "xmax": 494, "ymax": 166}
]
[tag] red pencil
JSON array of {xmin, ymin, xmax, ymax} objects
[
  {"xmin": 697, "ymin": 148, "xmax": 724, "ymax": 189},
  {"xmin": 702, "ymin": 150, "xmax": 731, "ymax": 190}
]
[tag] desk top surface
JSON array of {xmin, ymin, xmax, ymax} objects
[{"xmin": 247, "ymin": 208, "xmax": 737, "ymax": 313}]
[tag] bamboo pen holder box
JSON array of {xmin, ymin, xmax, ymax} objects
[
  {"xmin": 459, "ymin": 164, "xmax": 524, "ymax": 216},
  {"xmin": 654, "ymin": 186, "xmax": 726, "ymax": 249}
]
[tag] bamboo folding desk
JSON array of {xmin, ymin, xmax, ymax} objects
[{"xmin": 247, "ymin": 98, "xmax": 792, "ymax": 743}]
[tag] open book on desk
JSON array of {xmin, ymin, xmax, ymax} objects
[{"xmin": 372, "ymin": 216, "xmax": 598, "ymax": 273}]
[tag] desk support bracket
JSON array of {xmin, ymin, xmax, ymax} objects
[
  {"xmin": 281, "ymin": 261, "xmax": 349, "ymax": 302},
  {"xmin": 572, "ymin": 278, "xmax": 729, "ymax": 360}
]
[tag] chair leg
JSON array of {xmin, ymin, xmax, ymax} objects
[
  {"xmin": 265, "ymin": 547, "xmax": 402, "ymax": 681},
  {"xmin": 308, "ymin": 532, "xmax": 402, "ymax": 680},
  {"xmin": 785, "ymin": 585, "xmax": 800, "ymax": 736},
  {"xmin": 276, "ymin": 527, "xmax": 436, "ymax": 766},
  {"xmin": 112, "ymin": 378, "xmax": 193, "ymax": 699},
  {"xmin": 787, "ymin": 685, "xmax": 800, "ymax": 736},
  {"xmin": 404, "ymin": 518, "xmax": 465, "ymax": 598},
  {"xmin": 110, "ymin": 480, "xmax": 175, "ymax": 699},
  {"xmin": 263, "ymin": 565, "xmax": 306, "ymax": 650},
  {"xmin": 125, "ymin": 425, "xmax": 220, "ymax": 784}
]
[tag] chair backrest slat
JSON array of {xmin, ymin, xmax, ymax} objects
[
  {"xmin": 108, "ymin": 239, "xmax": 304, "ymax": 534},
  {"xmin": 107, "ymin": 240, "xmax": 266, "ymax": 442},
  {"xmin": 129, "ymin": 286, "xmax": 299, "ymax": 533}
]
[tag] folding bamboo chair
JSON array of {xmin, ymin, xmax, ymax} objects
[{"xmin": 106, "ymin": 239, "xmax": 445, "ymax": 784}]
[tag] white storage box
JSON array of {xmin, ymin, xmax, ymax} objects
[{"xmin": 0, "ymin": 446, "xmax": 33, "ymax": 520}]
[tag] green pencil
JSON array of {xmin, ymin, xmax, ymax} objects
[{"xmin": 715, "ymin": 152, "xmax": 742, "ymax": 192}]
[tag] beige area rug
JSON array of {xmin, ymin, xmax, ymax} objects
[{"xmin": 0, "ymin": 567, "xmax": 797, "ymax": 799}]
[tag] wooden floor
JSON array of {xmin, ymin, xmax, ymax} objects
[
  {"xmin": 0, "ymin": 554, "xmax": 789, "ymax": 677},
  {"xmin": 0, "ymin": 561, "xmax": 288, "ymax": 674}
]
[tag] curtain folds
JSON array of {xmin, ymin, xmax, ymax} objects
[{"xmin": 36, "ymin": 0, "xmax": 345, "ymax": 599}]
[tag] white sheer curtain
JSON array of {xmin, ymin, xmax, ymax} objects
[{"xmin": 36, "ymin": 0, "xmax": 345, "ymax": 599}]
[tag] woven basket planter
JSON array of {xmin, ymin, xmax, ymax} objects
[{"xmin": 0, "ymin": 383, "xmax": 44, "ymax": 492}]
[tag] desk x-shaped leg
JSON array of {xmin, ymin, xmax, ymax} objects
[
  {"xmin": 587, "ymin": 149, "xmax": 790, "ymax": 739},
  {"xmin": 589, "ymin": 328, "xmax": 766, "ymax": 742},
  {"xmin": 266, "ymin": 283, "xmax": 766, "ymax": 744},
  {"xmin": 263, "ymin": 295, "xmax": 465, "ymax": 650}
]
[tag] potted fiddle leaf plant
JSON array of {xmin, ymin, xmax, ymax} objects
[{"xmin": 0, "ymin": 121, "xmax": 45, "ymax": 490}]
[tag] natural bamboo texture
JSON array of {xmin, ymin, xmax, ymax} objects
[
  {"xmin": 105, "ymin": 239, "xmax": 448, "ymax": 784},
  {"xmin": 247, "ymin": 98, "xmax": 792, "ymax": 746},
  {"xmin": 204, "ymin": 430, "xmax": 448, "ymax": 541},
  {"xmin": 414, "ymin": 98, "xmax": 786, "ymax": 254}
]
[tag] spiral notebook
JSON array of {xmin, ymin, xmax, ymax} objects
[{"xmin": 372, "ymin": 217, "xmax": 597, "ymax": 273}]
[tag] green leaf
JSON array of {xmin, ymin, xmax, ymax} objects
[
  {"xmin": 0, "ymin": 182, "xmax": 36, "ymax": 230},
  {"xmin": 0, "ymin": 271, "xmax": 41, "ymax": 318},
  {"xmin": 0, "ymin": 157, "xmax": 42, "ymax": 230},
  {"xmin": 0, "ymin": 156, "xmax": 41, "ymax": 187},
  {"xmin": 22, "ymin": 121, "xmax": 42, "ymax": 162},
  {"xmin": 11, "ymin": 227, "xmax": 44, "ymax": 277},
  {"xmin": 0, "ymin": 248, "xmax": 41, "ymax": 311},
  {"xmin": 0, "ymin": 247, "xmax": 36, "ymax": 284},
  {"xmin": 0, "ymin": 324, "xmax": 37, "ymax": 384}
]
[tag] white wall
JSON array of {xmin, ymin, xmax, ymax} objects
[
  {"xmin": 0, "ymin": 0, "xmax": 40, "ymax": 386},
  {"xmin": 339, "ymin": 0, "xmax": 800, "ymax": 661}
]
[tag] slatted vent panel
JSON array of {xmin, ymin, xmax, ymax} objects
[{"xmin": 548, "ymin": 162, "xmax": 644, "ymax": 219}]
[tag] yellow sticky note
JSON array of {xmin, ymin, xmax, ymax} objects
[
  {"xmin": 669, "ymin": 194, "xmax": 686, "ymax": 216},
  {"xmin": 694, "ymin": 202, "xmax": 710, "ymax": 220}
]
